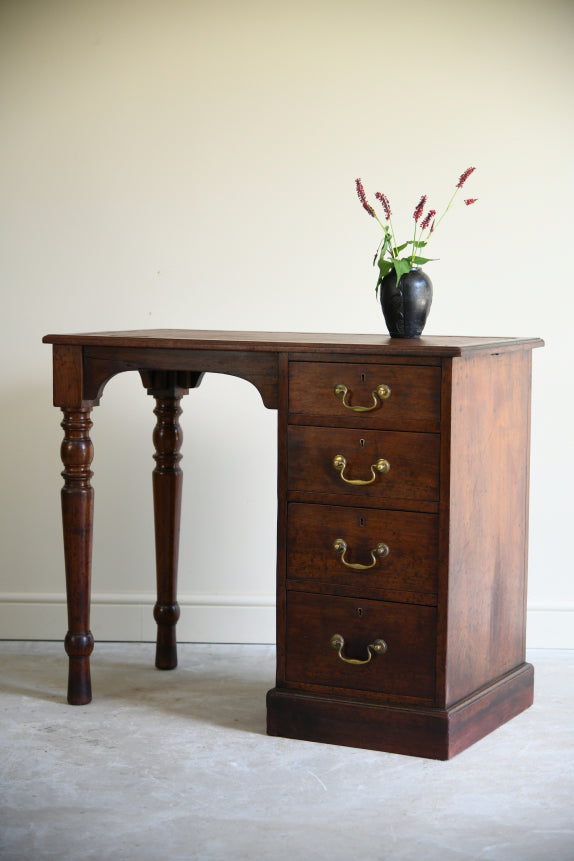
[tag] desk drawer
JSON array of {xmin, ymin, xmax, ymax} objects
[
  {"xmin": 287, "ymin": 426, "xmax": 440, "ymax": 502},
  {"xmin": 289, "ymin": 362, "xmax": 441, "ymax": 430},
  {"xmin": 287, "ymin": 503, "xmax": 438, "ymax": 594},
  {"xmin": 285, "ymin": 591, "xmax": 436, "ymax": 700}
]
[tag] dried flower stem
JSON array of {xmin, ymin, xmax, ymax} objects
[
  {"xmin": 410, "ymin": 195, "xmax": 427, "ymax": 266},
  {"xmin": 375, "ymin": 192, "xmax": 399, "ymax": 259},
  {"xmin": 456, "ymin": 167, "xmax": 476, "ymax": 188},
  {"xmin": 433, "ymin": 166, "xmax": 476, "ymax": 232},
  {"xmin": 355, "ymin": 178, "xmax": 376, "ymax": 218},
  {"xmin": 375, "ymin": 197, "xmax": 397, "ymax": 260}
]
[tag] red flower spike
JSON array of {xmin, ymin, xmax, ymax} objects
[
  {"xmin": 421, "ymin": 209, "xmax": 436, "ymax": 231},
  {"xmin": 464, "ymin": 198, "xmax": 478, "ymax": 206},
  {"xmin": 413, "ymin": 195, "xmax": 427, "ymax": 222},
  {"xmin": 375, "ymin": 191, "xmax": 392, "ymax": 221},
  {"xmin": 456, "ymin": 167, "xmax": 476, "ymax": 188},
  {"xmin": 355, "ymin": 178, "xmax": 376, "ymax": 217}
]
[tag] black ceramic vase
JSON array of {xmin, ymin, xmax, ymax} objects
[{"xmin": 380, "ymin": 267, "xmax": 433, "ymax": 338}]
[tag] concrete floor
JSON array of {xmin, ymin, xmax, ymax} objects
[{"xmin": 0, "ymin": 643, "xmax": 573, "ymax": 861}]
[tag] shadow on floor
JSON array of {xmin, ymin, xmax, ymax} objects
[{"xmin": 0, "ymin": 643, "xmax": 276, "ymax": 736}]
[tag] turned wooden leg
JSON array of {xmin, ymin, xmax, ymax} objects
[
  {"xmin": 151, "ymin": 392, "xmax": 184, "ymax": 669},
  {"xmin": 60, "ymin": 408, "xmax": 95, "ymax": 705}
]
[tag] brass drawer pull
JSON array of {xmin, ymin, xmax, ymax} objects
[
  {"xmin": 330, "ymin": 633, "xmax": 387, "ymax": 665},
  {"xmin": 334, "ymin": 383, "xmax": 391, "ymax": 412},
  {"xmin": 333, "ymin": 538, "xmax": 390, "ymax": 570},
  {"xmin": 333, "ymin": 454, "xmax": 390, "ymax": 485}
]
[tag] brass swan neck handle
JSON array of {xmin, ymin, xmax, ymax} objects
[
  {"xmin": 330, "ymin": 634, "xmax": 387, "ymax": 666},
  {"xmin": 333, "ymin": 538, "xmax": 390, "ymax": 570},
  {"xmin": 332, "ymin": 454, "xmax": 390, "ymax": 486},
  {"xmin": 334, "ymin": 383, "xmax": 391, "ymax": 412}
]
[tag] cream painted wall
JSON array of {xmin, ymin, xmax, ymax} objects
[{"xmin": 1, "ymin": 0, "xmax": 572, "ymax": 646}]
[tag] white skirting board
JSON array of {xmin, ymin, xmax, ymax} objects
[
  {"xmin": 0, "ymin": 594, "xmax": 572, "ymax": 648},
  {"xmin": 0, "ymin": 593, "xmax": 276, "ymax": 645}
]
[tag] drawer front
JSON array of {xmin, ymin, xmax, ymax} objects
[
  {"xmin": 287, "ymin": 503, "xmax": 438, "ymax": 594},
  {"xmin": 285, "ymin": 591, "xmax": 436, "ymax": 700},
  {"xmin": 289, "ymin": 361, "xmax": 441, "ymax": 429},
  {"xmin": 287, "ymin": 426, "xmax": 440, "ymax": 502}
]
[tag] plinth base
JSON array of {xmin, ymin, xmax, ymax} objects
[{"xmin": 267, "ymin": 663, "xmax": 534, "ymax": 760}]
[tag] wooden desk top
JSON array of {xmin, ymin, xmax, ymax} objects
[{"xmin": 43, "ymin": 330, "xmax": 544, "ymax": 357}]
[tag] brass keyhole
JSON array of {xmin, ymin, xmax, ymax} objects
[
  {"xmin": 361, "ymin": 373, "xmax": 366, "ymax": 382},
  {"xmin": 359, "ymin": 517, "xmax": 365, "ymax": 527},
  {"xmin": 357, "ymin": 607, "xmax": 363, "ymax": 617},
  {"xmin": 360, "ymin": 438, "xmax": 366, "ymax": 448}
]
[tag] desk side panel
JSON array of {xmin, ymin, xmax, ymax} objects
[{"xmin": 444, "ymin": 349, "xmax": 533, "ymax": 707}]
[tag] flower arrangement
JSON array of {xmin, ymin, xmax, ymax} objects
[{"xmin": 355, "ymin": 167, "xmax": 478, "ymax": 296}]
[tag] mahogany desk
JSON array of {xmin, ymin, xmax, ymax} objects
[{"xmin": 43, "ymin": 330, "xmax": 543, "ymax": 759}]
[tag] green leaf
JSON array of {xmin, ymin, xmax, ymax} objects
[
  {"xmin": 373, "ymin": 233, "xmax": 390, "ymax": 266},
  {"xmin": 394, "ymin": 241, "xmax": 411, "ymax": 253},
  {"xmin": 410, "ymin": 256, "xmax": 437, "ymax": 265},
  {"xmin": 393, "ymin": 239, "xmax": 427, "ymax": 254},
  {"xmin": 393, "ymin": 258, "xmax": 412, "ymax": 284},
  {"xmin": 375, "ymin": 258, "xmax": 394, "ymax": 298},
  {"xmin": 377, "ymin": 256, "xmax": 393, "ymax": 276}
]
